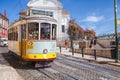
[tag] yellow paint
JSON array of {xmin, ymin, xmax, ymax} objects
[
  {"xmin": 18, "ymin": 42, "xmax": 21, "ymax": 56},
  {"xmin": 16, "ymin": 39, "xmax": 56, "ymax": 61},
  {"xmin": 117, "ymin": 20, "xmax": 120, "ymax": 25},
  {"xmin": 22, "ymin": 40, "xmax": 27, "ymax": 56},
  {"xmin": 26, "ymin": 40, "xmax": 34, "ymax": 50},
  {"xmin": 23, "ymin": 53, "xmax": 56, "ymax": 60}
]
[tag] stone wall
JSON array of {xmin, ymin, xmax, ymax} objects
[
  {"xmin": 72, "ymin": 48, "xmax": 120, "ymax": 59},
  {"xmin": 57, "ymin": 40, "xmax": 89, "ymax": 48}
]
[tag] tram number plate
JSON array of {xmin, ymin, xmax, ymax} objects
[
  {"xmin": 27, "ymin": 41, "xmax": 34, "ymax": 49},
  {"xmin": 28, "ymin": 46, "xmax": 33, "ymax": 49}
]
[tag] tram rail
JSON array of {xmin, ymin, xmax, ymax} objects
[{"xmin": 56, "ymin": 54, "xmax": 120, "ymax": 80}]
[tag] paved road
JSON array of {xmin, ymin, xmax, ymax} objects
[
  {"xmin": 0, "ymin": 46, "xmax": 9, "ymax": 53},
  {"xmin": 0, "ymin": 47, "xmax": 120, "ymax": 80}
]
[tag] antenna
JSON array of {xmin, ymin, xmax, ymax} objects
[{"xmin": 4, "ymin": 9, "xmax": 6, "ymax": 17}]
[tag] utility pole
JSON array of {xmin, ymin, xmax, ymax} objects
[
  {"xmin": 114, "ymin": 0, "xmax": 119, "ymax": 62},
  {"xmin": 70, "ymin": 21, "xmax": 74, "ymax": 55}
]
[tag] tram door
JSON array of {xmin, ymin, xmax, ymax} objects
[{"xmin": 21, "ymin": 24, "xmax": 26, "ymax": 57}]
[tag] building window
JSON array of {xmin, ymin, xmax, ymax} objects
[
  {"xmin": 62, "ymin": 25, "xmax": 65, "ymax": 33},
  {"xmin": 32, "ymin": 10, "xmax": 53, "ymax": 17}
]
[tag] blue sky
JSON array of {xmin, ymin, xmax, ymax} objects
[{"xmin": 0, "ymin": 0, "xmax": 120, "ymax": 36}]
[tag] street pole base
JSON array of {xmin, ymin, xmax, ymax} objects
[{"xmin": 115, "ymin": 60, "xmax": 119, "ymax": 63}]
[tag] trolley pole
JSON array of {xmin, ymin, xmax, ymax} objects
[{"xmin": 114, "ymin": 0, "xmax": 119, "ymax": 62}]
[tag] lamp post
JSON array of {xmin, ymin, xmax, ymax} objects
[
  {"xmin": 114, "ymin": 0, "xmax": 119, "ymax": 62},
  {"xmin": 69, "ymin": 21, "xmax": 74, "ymax": 55}
]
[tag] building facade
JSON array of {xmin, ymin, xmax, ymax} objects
[
  {"xmin": 0, "ymin": 13, "xmax": 8, "ymax": 39},
  {"xmin": 20, "ymin": 0, "xmax": 70, "ymax": 41}
]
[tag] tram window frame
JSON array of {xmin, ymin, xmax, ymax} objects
[
  {"xmin": 8, "ymin": 27, "xmax": 18, "ymax": 41},
  {"xmin": 40, "ymin": 23, "xmax": 51, "ymax": 40},
  {"xmin": 52, "ymin": 24, "xmax": 56, "ymax": 40},
  {"xmin": 21, "ymin": 24, "xmax": 26, "ymax": 39},
  {"xmin": 28, "ymin": 23, "xmax": 39, "ymax": 40}
]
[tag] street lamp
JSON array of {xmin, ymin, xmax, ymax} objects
[
  {"xmin": 69, "ymin": 21, "xmax": 74, "ymax": 55},
  {"xmin": 114, "ymin": 0, "xmax": 119, "ymax": 62}
]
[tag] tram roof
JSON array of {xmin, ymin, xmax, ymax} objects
[{"xmin": 8, "ymin": 16, "xmax": 57, "ymax": 29}]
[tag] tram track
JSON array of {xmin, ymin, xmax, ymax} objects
[
  {"xmin": 1, "ymin": 52, "xmax": 53, "ymax": 80},
  {"xmin": 37, "ymin": 67, "xmax": 77, "ymax": 80},
  {"xmin": 1, "ymin": 47, "xmax": 120, "ymax": 80},
  {"xmin": 37, "ymin": 69, "xmax": 56, "ymax": 80},
  {"xmin": 56, "ymin": 54, "xmax": 120, "ymax": 80},
  {"xmin": 1, "ymin": 50, "xmax": 81, "ymax": 80},
  {"xmin": 58, "ymin": 54, "xmax": 120, "ymax": 75}
]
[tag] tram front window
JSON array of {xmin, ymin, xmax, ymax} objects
[
  {"xmin": 28, "ymin": 23, "xmax": 39, "ymax": 40},
  {"xmin": 41, "ymin": 23, "xmax": 50, "ymax": 40}
]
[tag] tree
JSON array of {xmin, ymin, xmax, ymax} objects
[
  {"xmin": 67, "ymin": 20, "xmax": 84, "ymax": 40},
  {"xmin": 84, "ymin": 29, "xmax": 96, "ymax": 40}
]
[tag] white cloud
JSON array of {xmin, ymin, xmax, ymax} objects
[{"xmin": 83, "ymin": 15, "xmax": 104, "ymax": 22}]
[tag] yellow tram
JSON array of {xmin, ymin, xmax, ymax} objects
[{"xmin": 8, "ymin": 17, "xmax": 57, "ymax": 67}]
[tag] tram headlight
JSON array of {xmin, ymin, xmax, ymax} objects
[{"xmin": 43, "ymin": 49, "xmax": 48, "ymax": 54}]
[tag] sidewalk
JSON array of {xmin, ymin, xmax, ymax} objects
[
  {"xmin": 56, "ymin": 47, "xmax": 120, "ymax": 67},
  {"xmin": 0, "ymin": 54, "xmax": 23, "ymax": 80},
  {"xmin": 0, "ymin": 65, "xmax": 23, "ymax": 80}
]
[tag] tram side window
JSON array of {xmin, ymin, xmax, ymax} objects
[
  {"xmin": 8, "ymin": 27, "xmax": 18, "ymax": 41},
  {"xmin": 8, "ymin": 29, "xmax": 12, "ymax": 40},
  {"xmin": 28, "ymin": 23, "xmax": 39, "ymax": 40},
  {"xmin": 52, "ymin": 24, "xmax": 56, "ymax": 40},
  {"xmin": 41, "ymin": 23, "xmax": 50, "ymax": 40},
  {"xmin": 14, "ymin": 27, "xmax": 18, "ymax": 41},
  {"xmin": 21, "ymin": 24, "xmax": 26, "ymax": 39}
]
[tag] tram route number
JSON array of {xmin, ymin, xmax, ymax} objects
[{"xmin": 27, "ymin": 41, "xmax": 34, "ymax": 49}]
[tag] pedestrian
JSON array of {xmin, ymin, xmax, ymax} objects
[
  {"xmin": 93, "ymin": 39, "xmax": 96, "ymax": 45},
  {"xmin": 93, "ymin": 37, "xmax": 97, "ymax": 48},
  {"xmin": 89, "ymin": 39, "xmax": 93, "ymax": 48},
  {"xmin": 93, "ymin": 37, "xmax": 97, "ymax": 45},
  {"xmin": 59, "ymin": 44, "xmax": 62, "ymax": 53},
  {"xmin": 65, "ymin": 39, "xmax": 69, "ymax": 50}
]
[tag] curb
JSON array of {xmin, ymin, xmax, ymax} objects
[{"xmin": 60, "ymin": 53, "xmax": 120, "ymax": 67}]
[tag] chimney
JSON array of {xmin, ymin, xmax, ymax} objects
[{"xmin": 4, "ymin": 9, "xmax": 6, "ymax": 17}]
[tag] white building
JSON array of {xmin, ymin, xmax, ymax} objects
[{"xmin": 20, "ymin": 0, "xmax": 70, "ymax": 41}]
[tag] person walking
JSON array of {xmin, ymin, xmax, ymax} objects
[
  {"xmin": 59, "ymin": 44, "xmax": 62, "ymax": 53},
  {"xmin": 89, "ymin": 39, "xmax": 93, "ymax": 48},
  {"xmin": 65, "ymin": 39, "xmax": 69, "ymax": 50}
]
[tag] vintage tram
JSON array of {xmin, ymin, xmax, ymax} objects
[{"xmin": 8, "ymin": 17, "xmax": 57, "ymax": 67}]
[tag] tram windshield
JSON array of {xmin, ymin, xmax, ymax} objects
[
  {"xmin": 41, "ymin": 23, "xmax": 50, "ymax": 40},
  {"xmin": 28, "ymin": 23, "xmax": 39, "ymax": 40},
  {"xmin": 28, "ymin": 23, "xmax": 56, "ymax": 40}
]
